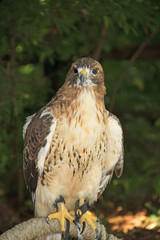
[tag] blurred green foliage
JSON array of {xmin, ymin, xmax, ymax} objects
[{"xmin": 0, "ymin": 0, "xmax": 160, "ymax": 210}]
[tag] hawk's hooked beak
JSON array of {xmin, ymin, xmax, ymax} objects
[{"xmin": 79, "ymin": 69, "xmax": 87, "ymax": 86}]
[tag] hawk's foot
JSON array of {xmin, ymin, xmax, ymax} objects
[
  {"xmin": 47, "ymin": 199, "xmax": 74, "ymax": 240},
  {"xmin": 74, "ymin": 198, "xmax": 100, "ymax": 240}
]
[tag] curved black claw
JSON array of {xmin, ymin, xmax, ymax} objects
[
  {"xmin": 46, "ymin": 217, "xmax": 49, "ymax": 224},
  {"xmin": 81, "ymin": 221, "xmax": 86, "ymax": 234}
]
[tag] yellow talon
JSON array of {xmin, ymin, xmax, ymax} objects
[
  {"xmin": 79, "ymin": 210, "xmax": 97, "ymax": 231},
  {"xmin": 70, "ymin": 210, "xmax": 75, "ymax": 215},
  {"xmin": 77, "ymin": 198, "xmax": 98, "ymax": 232},
  {"xmin": 47, "ymin": 202, "xmax": 74, "ymax": 233},
  {"xmin": 86, "ymin": 210, "xmax": 98, "ymax": 221}
]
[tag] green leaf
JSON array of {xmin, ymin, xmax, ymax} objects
[
  {"xmin": 149, "ymin": 214, "xmax": 158, "ymax": 220},
  {"xmin": 104, "ymin": 16, "xmax": 110, "ymax": 28}
]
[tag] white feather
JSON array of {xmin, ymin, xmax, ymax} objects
[
  {"xmin": 74, "ymin": 67, "xmax": 97, "ymax": 88},
  {"xmin": 98, "ymin": 175, "xmax": 111, "ymax": 194},
  {"xmin": 23, "ymin": 114, "xmax": 35, "ymax": 139},
  {"xmin": 37, "ymin": 114, "xmax": 57, "ymax": 174},
  {"xmin": 40, "ymin": 109, "xmax": 51, "ymax": 118},
  {"xmin": 104, "ymin": 112, "xmax": 123, "ymax": 170}
]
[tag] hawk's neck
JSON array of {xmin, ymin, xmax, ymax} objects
[{"xmin": 62, "ymin": 87, "xmax": 106, "ymax": 129}]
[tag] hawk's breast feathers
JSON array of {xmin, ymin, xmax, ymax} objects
[{"xmin": 23, "ymin": 57, "xmax": 124, "ymax": 216}]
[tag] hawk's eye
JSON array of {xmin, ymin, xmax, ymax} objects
[
  {"xmin": 92, "ymin": 67, "xmax": 99, "ymax": 75},
  {"xmin": 73, "ymin": 67, "xmax": 78, "ymax": 75}
]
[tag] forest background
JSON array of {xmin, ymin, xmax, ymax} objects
[{"xmin": 0, "ymin": 0, "xmax": 160, "ymax": 239}]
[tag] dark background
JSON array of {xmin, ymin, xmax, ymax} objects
[{"xmin": 0, "ymin": 0, "xmax": 160, "ymax": 239}]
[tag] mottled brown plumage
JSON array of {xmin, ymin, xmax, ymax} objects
[{"xmin": 23, "ymin": 57, "xmax": 124, "ymax": 223}]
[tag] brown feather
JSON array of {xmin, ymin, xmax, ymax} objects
[{"xmin": 23, "ymin": 109, "xmax": 54, "ymax": 193}]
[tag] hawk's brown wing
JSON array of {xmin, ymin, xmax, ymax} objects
[
  {"xmin": 23, "ymin": 108, "xmax": 56, "ymax": 202},
  {"xmin": 98, "ymin": 112, "xmax": 124, "ymax": 197}
]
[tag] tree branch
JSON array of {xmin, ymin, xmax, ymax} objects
[
  {"xmin": 0, "ymin": 217, "xmax": 121, "ymax": 240},
  {"xmin": 101, "ymin": 43, "xmax": 160, "ymax": 60},
  {"xmin": 110, "ymin": 27, "xmax": 160, "ymax": 111},
  {"xmin": 93, "ymin": 25, "xmax": 107, "ymax": 61}
]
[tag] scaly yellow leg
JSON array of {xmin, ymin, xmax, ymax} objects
[
  {"xmin": 77, "ymin": 198, "xmax": 98, "ymax": 232},
  {"xmin": 80, "ymin": 210, "xmax": 98, "ymax": 231},
  {"xmin": 47, "ymin": 202, "xmax": 74, "ymax": 233}
]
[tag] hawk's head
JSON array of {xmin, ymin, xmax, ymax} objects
[{"xmin": 66, "ymin": 57, "xmax": 105, "ymax": 89}]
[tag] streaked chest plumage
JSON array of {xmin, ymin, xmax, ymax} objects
[{"xmin": 41, "ymin": 90, "xmax": 108, "ymax": 187}]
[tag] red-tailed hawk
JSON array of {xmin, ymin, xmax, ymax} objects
[{"xmin": 23, "ymin": 57, "xmax": 124, "ymax": 239}]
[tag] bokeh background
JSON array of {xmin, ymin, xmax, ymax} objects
[{"xmin": 0, "ymin": 0, "xmax": 160, "ymax": 239}]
